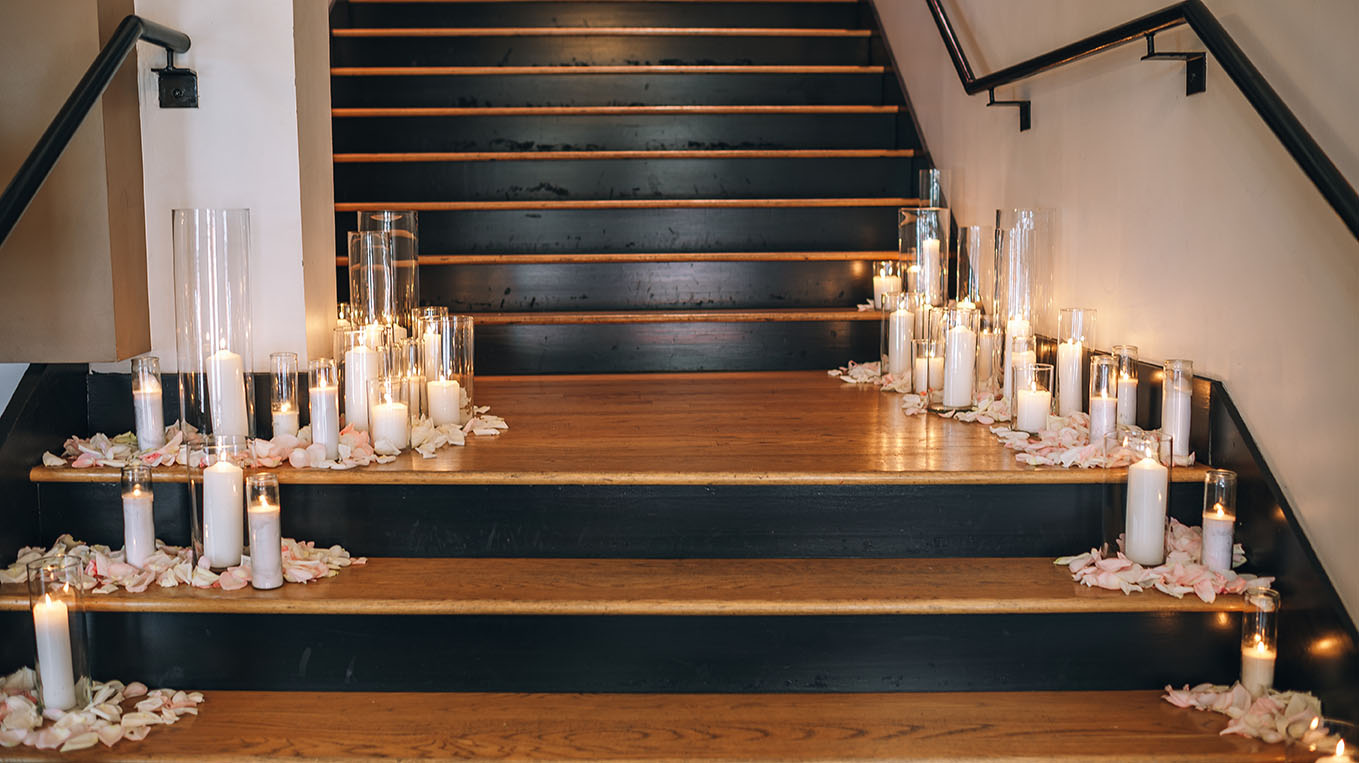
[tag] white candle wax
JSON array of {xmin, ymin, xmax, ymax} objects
[
  {"xmin": 928, "ymin": 356, "xmax": 944, "ymax": 391},
  {"xmin": 942, "ymin": 323, "xmax": 976, "ymax": 408},
  {"xmin": 122, "ymin": 489, "xmax": 156, "ymax": 568},
  {"xmin": 336, "ymin": 317, "xmax": 351, "ymax": 331},
  {"xmin": 1088, "ymin": 395, "xmax": 1117, "ymax": 446},
  {"xmin": 887, "ymin": 309, "xmax": 912, "ymax": 380},
  {"xmin": 133, "ymin": 387, "xmax": 165, "ymax": 451},
  {"xmin": 248, "ymin": 500, "xmax": 283, "ymax": 590},
  {"xmin": 920, "ymin": 238, "xmax": 940, "ymax": 302},
  {"xmin": 360, "ymin": 323, "xmax": 386, "ymax": 348},
  {"xmin": 1003, "ymin": 317, "xmax": 1031, "ymax": 402},
  {"xmin": 271, "ymin": 406, "xmax": 299, "ymax": 438},
  {"xmin": 1240, "ymin": 641, "xmax": 1276, "ymax": 695},
  {"xmin": 1014, "ymin": 387, "xmax": 1051, "ymax": 433},
  {"xmin": 344, "ymin": 345, "xmax": 381, "ymax": 431},
  {"xmin": 32, "ymin": 594, "xmax": 76, "ymax": 710},
  {"xmin": 370, "ymin": 401, "xmax": 410, "ymax": 449},
  {"xmin": 427, "ymin": 379, "xmax": 462, "ymax": 427},
  {"xmin": 912, "ymin": 357, "xmax": 929, "ymax": 395},
  {"xmin": 203, "ymin": 459, "xmax": 244, "ymax": 569},
  {"xmin": 1124, "ymin": 456, "xmax": 1169, "ymax": 565},
  {"xmin": 1117, "ymin": 376, "xmax": 1138, "ymax": 427},
  {"xmin": 1201, "ymin": 504, "xmax": 1236, "ymax": 572},
  {"xmin": 976, "ymin": 332, "xmax": 996, "ymax": 389},
  {"xmin": 309, "ymin": 384, "xmax": 340, "ymax": 460},
  {"xmin": 1056, "ymin": 340, "xmax": 1083, "ymax": 417},
  {"xmin": 421, "ymin": 331, "xmax": 440, "ymax": 376},
  {"xmin": 872, "ymin": 274, "xmax": 902, "ymax": 309},
  {"xmin": 206, "ymin": 349, "xmax": 249, "ymax": 436},
  {"xmin": 1162, "ymin": 381, "xmax": 1192, "ymax": 457}
]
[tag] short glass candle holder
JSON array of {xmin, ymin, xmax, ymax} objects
[
  {"xmin": 1301, "ymin": 718, "xmax": 1356, "ymax": 761},
  {"xmin": 1201, "ymin": 469, "xmax": 1237, "ymax": 573},
  {"xmin": 348, "ymin": 230, "xmax": 394, "ymax": 329},
  {"xmin": 367, "ymin": 377, "xmax": 411, "ymax": 451},
  {"xmin": 975, "ymin": 315, "xmax": 1002, "ymax": 399},
  {"xmin": 879, "ymin": 291, "xmax": 917, "ymax": 383},
  {"xmin": 427, "ymin": 315, "xmax": 474, "ymax": 427},
  {"xmin": 1006, "ymin": 334, "xmax": 1038, "ymax": 416},
  {"xmin": 910, "ymin": 338, "xmax": 941, "ymax": 398},
  {"xmin": 1161, "ymin": 359, "xmax": 1194, "ymax": 459},
  {"xmin": 954, "ymin": 224, "xmax": 996, "ymax": 313},
  {"xmin": 337, "ymin": 327, "xmax": 389, "ymax": 433},
  {"xmin": 390, "ymin": 337, "xmax": 427, "ymax": 421},
  {"xmin": 935, "ymin": 305, "xmax": 979, "ymax": 411},
  {"xmin": 1088, "ymin": 355, "xmax": 1118, "ymax": 446},
  {"xmin": 1103, "ymin": 429, "xmax": 1174, "ymax": 566},
  {"xmin": 307, "ymin": 359, "xmax": 341, "ymax": 461},
  {"xmin": 899, "ymin": 207, "xmax": 949, "ymax": 309},
  {"xmin": 269, "ymin": 351, "xmax": 300, "ymax": 438},
  {"xmin": 358, "ymin": 210, "xmax": 420, "ymax": 337},
  {"xmin": 121, "ymin": 464, "xmax": 156, "ymax": 569},
  {"xmin": 1241, "ymin": 588, "xmax": 1280, "ymax": 695},
  {"xmin": 1113, "ymin": 344, "xmax": 1139, "ymax": 427},
  {"xmin": 1012, "ymin": 362, "xmax": 1053, "ymax": 434},
  {"xmin": 871, "ymin": 260, "xmax": 902, "ymax": 311},
  {"xmin": 1056, "ymin": 307, "xmax": 1097, "ymax": 417},
  {"xmin": 246, "ymin": 473, "xmax": 283, "ymax": 590},
  {"xmin": 26, "ymin": 556, "xmax": 91, "ymax": 712},
  {"xmin": 191, "ymin": 435, "xmax": 250, "ymax": 571},
  {"xmin": 131, "ymin": 355, "xmax": 165, "ymax": 451}
]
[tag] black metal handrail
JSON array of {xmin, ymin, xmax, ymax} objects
[
  {"xmin": 925, "ymin": 0, "xmax": 1359, "ymax": 241},
  {"xmin": 0, "ymin": 15, "xmax": 190, "ymax": 249}
]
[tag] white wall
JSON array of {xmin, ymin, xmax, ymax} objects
[{"xmin": 875, "ymin": 0, "xmax": 1359, "ymax": 618}]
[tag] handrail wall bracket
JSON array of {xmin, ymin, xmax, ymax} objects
[
  {"xmin": 987, "ymin": 88, "xmax": 1031, "ymax": 132},
  {"xmin": 1140, "ymin": 33, "xmax": 1206, "ymax": 96}
]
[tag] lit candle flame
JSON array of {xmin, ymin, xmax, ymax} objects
[
  {"xmin": 1213, "ymin": 502, "xmax": 1227, "ymax": 519},
  {"xmin": 1338, "ymin": 739, "xmax": 1344, "ymax": 756}
]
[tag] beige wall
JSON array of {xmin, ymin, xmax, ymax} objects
[{"xmin": 875, "ymin": 0, "xmax": 1359, "ymax": 619}]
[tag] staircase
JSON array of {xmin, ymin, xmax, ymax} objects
[{"xmin": 0, "ymin": 0, "xmax": 1354, "ymax": 760}]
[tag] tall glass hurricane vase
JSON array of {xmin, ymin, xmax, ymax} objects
[{"xmin": 358, "ymin": 211, "xmax": 420, "ymax": 336}]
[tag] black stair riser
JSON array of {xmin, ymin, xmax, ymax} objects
[
  {"xmin": 0, "ymin": 611, "xmax": 1241, "ymax": 694},
  {"xmin": 36, "ymin": 482, "xmax": 1205, "ymax": 560},
  {"xmin": 331, "ymin": 73, "xmax": 886, "ymax": 108},
  {"xmin": 332, "ymin": 113, "xmax": 902, "ymax": 153},
  {"xmin": 331, "ymin": 36, "xmax": 870, "ymax": 68},
  {"xmin": 333, "ymin": 207, "xmax": 900, "ymax": 254},
  {"xmin": 334, "ymin": 157, "xmax": 914, "ymax": 203},
  {"xmin": 336, "ymin": 2, "xmax": 866, "ymax": 30}
]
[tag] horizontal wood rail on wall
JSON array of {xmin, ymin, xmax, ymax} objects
[
  {"xmin": 926, "ymin": 0, "xmax": 1359, "ymax": 239},
  {"xmin": 334, "ymin": 149, "xmax": 915, "ymax": 162},
  {"xmin": 331, "ymin": 64, "xmax": 887, "ymax": 76},
  {"xmin": 334, "ymin": 27, "xmax": 874, "ymax": 37},
  {"xmin": 335, "ymin": 197, "xmax": 921, "ymax": 211},
  {"xmin": 334, "ymin": 250, "xmax": 897, "ymax": 265},
  {"xmin": 333, "ymin": 104, "xmax": 901, "ymax": 117}
]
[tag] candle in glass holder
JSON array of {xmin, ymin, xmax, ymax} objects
[
  {"xmin": 271, "ymin": 403, "xmax": 299, "ymax": 438},
  {"xmin": 1003, "ymin": 316, "xmax": 1031, "ymax": 402},
  {"xmin": 1201, "ymin": 469, "xmax": 1237, "ymax": 572},
  {"xmin": 309, "ymin": 359, "xmax": 341, "ymax": 461},
  {"xmin": 247, "ymin": 475, "xmax": 283, "ymax": 590},
  {"xmin": 1240, "ymin": 588, "xmax": 1279, "ymax": 695},
  {"xmin": 368, "ymin": 378, "xmax": 410, "ymax": 449},
  {"xmin": 427, "ymin": 378, "xmax": 462, "ymax": 426},
  {"xmin": 1013, "ymin": 363, "xmax": 1052, "ymax": 434},
  {"xmin": 1088, "ymin": 355, "xmax": 1118, "ymax": 446},
  {"xmin": 871, "ymin": 260, "xmax": 902, "ymax": 309},
  {"xmin": 1113, "ymin": 345, "xmax": 1138, "ymax": 427},
  {"xmin": 32, "ymin": 593, "xmax": 75, "ymax": 710},
  {"xmin": 131, "ymin": 356, "xmax": 165, "ymax": 451},
  {"xmin": 1241, "ymin": 637, "xmax": 1276, "ymax": 695},
  {"xmin": 270, "ymin": 352, "xmax": 300, "ymax": 437},
  {"xmin": 1123, "ymin": 434, "xmax": 1171, "ymax": 566},
  {"xmin": 206, "ymin": 346, "xmax": 249, "ymax": 436},
  {"xmin": 942, "ymin": 308, "xmax": 977, "ymax": 408},
  {"xmin": 1162, "ymin": 359, "xmax": 1194, "ymax": 458},
  {"xmin": 121, "ymin": 465, "xmax": 156, "ymax": 569},
  {"xmin": 344, "ymin": 342, "xmax": 382, "ymax": 432},
  {"xmin": 1057, "ymin": 308, "xmax": 1096, "ymax": 417},
  {"xmin": 203, "ymin": 457, "xmax": 244, "ymax": 569}
]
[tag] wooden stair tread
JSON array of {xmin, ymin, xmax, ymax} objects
[
  {"xmin": 334, "ymin": 148, "xmax": 914, "ymax": 162},
  {"xmin": 9, "ymin": 690, "xmax": 1295, "ymax": 761},
  {"xmin": 336, "ymin": 250, "xmax": 897, "ymax": 265},
  {"xmin": 331, "ymin": 64, "xmax": 887, "ymax": 75},
  {"xmin": 332, "ymin": 104, "xmax": 901, "ymax": 116},
  {"xmin": 0, "ymin": 558, "xmax": 1246, "ymax": 615},
  {"xmin": 471, "ymin": 308, "xmax": 875, "ymax": 324},
  {"xmin": 30, "ymin": 371, "xmax": 1212, "ymax": 486},
  {"xmin": 334, "ymin": 26, "xmax": 874, "ymax": 37},
  {"xmin": 334, "ymin": 197, "xmax": 921, "ymax": 211}
]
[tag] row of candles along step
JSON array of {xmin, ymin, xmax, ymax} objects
[{"xmin": 126, "ymin": 305, "xmax": 475, "ymax": 458}]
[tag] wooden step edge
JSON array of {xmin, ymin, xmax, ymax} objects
[
  {"xmin": 331, "ymin": 64, "xmax": 888, "ymax": 75},
  {"xmin": 334, "ymin": 148, "xmax": 915, "ymax": 162},
  {"xmin": 0, "ymin": 558, "xmax": 1246, "ymax": 616},
  {"xmin": 332, "ymin": 104, "xmax": 901, "ymax": 116},
  {"xmin": 333, "ymin": 26, "xmax": 874, "ymax": 38},
  {"xmin": 349, "ymin": 0, "xmax": 865, "ymax": 5},
  {"xmin": 334, "ymin": 197, "xmax": 921, "ymax": 212},
  {"xmin": 471, "ymin": 307, "xmax": 877, "ymax": 324},
  {"xmin": 333, "ymin": 250, "xmax": 898, "ymax": 265}
]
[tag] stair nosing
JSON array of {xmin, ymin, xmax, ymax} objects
[
  {"xmin": 331, "ymin": 64, "xmax": 888, "ymax": 75},
  {"xmin": 333, "ymin": 197, "xmax": 922, "ymax": 211},
  {"xmin": 331, "ymin": 105, "xmax": 901, "ymax": 116},
  {"xmin": 333, "ymin": 251, "xmax": 897, "ymax": 264},
  {"xmin": 334, "ymin": 149, "xmax": 914, "ymax": 162},
  {"xmin": 332, "ymin": 26, "xmax": 874, "ymax": 38}
]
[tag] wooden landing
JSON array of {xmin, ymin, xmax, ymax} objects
[
  {"xmin": 0, "ymin": 558, "xmax": 1245, "ymax": 616},
  {"xmin": 8, "ymin": 690, "xmax": 1300, "ymax": 761},
  {"xmin": 30, "ymin": 371, "xmax": 1210, "ymax": 486}
]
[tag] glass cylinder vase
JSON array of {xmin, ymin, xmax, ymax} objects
[
  {"xmin": 427, "ymin": 315, "xmax": 474, "ymax": 427},
  {"xmin": 1113, "ymin": 344, "xmax": 1139, "ymax": 427},
  {"xmin": 358, "ymin": 210, "xmax": 420, "ymax": 337},
  {"xmin": 1161, "ymin": 359, "xmax": 1194, "ymax": 459},
  {"xmin": 1202, "ymin": 468, "xmax": 1237, "ymax": 573},
  {"xmin": 935, "ymin": 305, "xmax": 978, "ymax": 411},
  {"xmin": 269, "ymin": 352, "xmax": 300, "ymax": 438},
  {"xmin": 1103, "ymin": 429, "xmax": 1174, "ymax": 566},
  {"xmin": 172, "ymin": 208, "xmax": 255, "ymax": 444},
  {"xmin": 121, "ymin": 464, "xmax": 156, "ymax": 569},
  {"xmin": 246, "ymin": 473, "xmax": 283, "ymax": 590},
  {"xmin": 337, "ymin": 326, "xmax": 389, "ymax": 433},
  {"xmin": 975, "ymin": 315, "xmax": 1002, "ymax": 399},
  {"xmin": 1013, "ymin": 362, "xmax": 1053, "ymax": 434},
  {"xmin": 348, "ymin": 230, "xmax": 396, "ymax": 333},
  {"xmin": 390, "ymin": 337, "xmax": 426, "ymax": 422},
  {"xmin": 26, "ymin": 556, "xmax": 91, "ymax": 712},
  {"xmin": 955, "ymin": 224, "xmax": 996, "ymax": 314},
  {"xmin": 879, "ymin": 291, "xmax": 918, "ymax": 384},
  {"xmin": 1088, "ymin": 355, "xmax": 1118, "ymax": 446},
  {"xmin": 1056, "ymin": 307, "xmax": 1096, "ymax": 417},
  {"xmin": 190, "ymin": 435, "xmax": 251, "ymax": 570},
  {"xmin": 131, "ymin": 355, "xmax": 166, "ymax": 451},
  {"xmin": 1241, "ymin": 588, "xmax": 1280, "ymax": 695},
  {"xmin": 899, "ymin": 207, "xmax": 949, "ymax": 309},
  {"xmin": 1006, "ymin": 333, "xmax": 1038, "ymax": 415},
  {"xmin": 367, "ymin": 377, "xmax": 411, "ymax": 451},
  {"xmin": 996, "ymin": 208, "xmax": 1053, "ymax": 336},
  {"xmin": 307, "ymin": 359, "xmax": 341, "ymax": 460},
  {"xmin": 871, "ymin": 260, "xmax": 902, "ymax": 310}
]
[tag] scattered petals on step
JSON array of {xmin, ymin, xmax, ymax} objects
[
  {"xmin": 0, "ymin": 667, "xmax": 202, "ymax": 751},
  {"xmin": 1055, "ymin": 519, "xmax": 1273, "ymax": 603},
  {"xmin": 1163, "ymin": 682, "xmax": 1325, "ymax": 746}
]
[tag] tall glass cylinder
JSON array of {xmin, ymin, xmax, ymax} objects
[
  {"xmin": 190, "ymin": 435, "xmax": 250, "ymax": 570},
  {"xmin": 879, "ymin": 291, "xmax": 918, "ymax": 383},
  {"xmin": 871, "ymin": 259, "xmax": 902, "ymax": 310},
  {"xmin": 1113, "ymin": 344, "xmax": 1139, "ymax": 427},
  {"xmin": 1202, "ymin": 469, "xmax": 1237, "ymax": 573},
  {"xmin": 427, "ymin": 315, "xmax": 474, "ymax": 427},
  {"xmin": 358, "ymin": 211, "xmax": 420, "ymax": 337},
  {"xmin": 1056, "ymin": 307, "xmax": 1096, "ymax": 417},
  {"xmin": 246, "ymin": 473, "xmax": 283, "ymax": 590},
  {"xmin": 269, "ymin": 352, "xmax": 299, "ymax": 438},
  {"xmin": 348, "ymin": 230, "xmax": 395, "ymax": 332},
  {"xmin": 997, "ymin": 207, "xmax": 1054, "ymax": 337},
  {"xmin": 1162, "ymin": 359, "xmax": 1194, "ymax": 458},
  {"xmin": 26, "ymin": 556, "xmax": 90, "ymax": 712},
  {"xmin": 1104, "ymin": 429, "xmax": 1174, "ymax": 566},
  {"xmin": 307, "ymin": 359, "xmax": 341, "ymax": 460},
  {"xmin": 390, "ymin": 337, "xmax": 426, "ymax": 422},
  {"xmin": 1241, "ymin": 588, "xmax": 1280, "ymax": 695},
  {"xmin": 121, "ymin": 464, "xmax": 156, "ymax": 568},
  {"xmin": 899, "ymin": 207, "xmax": 949, "ymax": 308},
  {"xmin": 1088, "ymin": 355, "xmax": 1117, "ymax": 446},
  {"xmin": 955, "ymin": 224, "xmax": 996, "ymax": 313},
  {"xmin": 936, "ymin": 305, "xmax": 978, "ymax": 410},
  {"xmin": 172, "ymin": 208, "xmax": 255, "ymax": 443},
  {"xmin": 131, "ymin": 355, "xmax": 166, "ymax": 451},
  {"xmin": 337, "ymin": 327, "xmax": 389, "ymax": 432}
]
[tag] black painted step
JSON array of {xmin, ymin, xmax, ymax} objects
[
  {"xmin": 337, "ymin": 2, "xmax": 866, "ymax": 30},
  {"xmin": 330, "ymin": 71, "xmax": 888, "ymax": 108},
  {"xmin": 333, "ymin": 156, "xmax": 914, "ymax": 202}
]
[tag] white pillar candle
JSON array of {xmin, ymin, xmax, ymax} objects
[
  {"xmin": 1014, "ymin": 387, "xmax": 1051, "ymax": 433},
  {"xmin": 206, "ymin": 349, "xmax": 249, "ymax": 436},
  {"xmin": 887, "ymin": 309, "xmax": 912, "ymax": 380},
  {"xmin": 928, "ymin": 356, "xmax": 944, "ymax": 392},
  {"xmin": 912, "ymin": 357, "xmax": 929, "ymax": 395},
  {"xmin": 1162, "ymin": 380, "xmax": 1192, "ymax": 457},
  {"xmin": 1116, "ymin": 376, "xmax": 1138, "ymax": 427},
  {"xmin": 1124, "ymin": 456, "xmax": 1169, "ymax": 566},
  {"xmin": 1240, "ymin": 640, "xmax": 1276, "ymax": 695},
  {"xmin": 344, "ymin": 345, "xmax": 381, "ymax": 431},
  {"xmin": 427, "ymin": 379, "xmax": 462, "ymax": 427},
  {"xmin": 271, "ymin": 405, "xmax": 300, "ymax": 438},
  {"xmin": 309, "ymin": 384, "xmax": 340, "ymax": 460},
  {"xmin": 421, "ymin": 331, "xmax": 440, "ymax": 376},
  {"xmin": 122, "ymin": 489, "xmax": 156, "ymax": 569},
  {"xmin": 32, "ymin": 594, "xmax": 76, "ymax": 711},
  {"xmin": 1003, "ymin": 317, "xmax": 1031, "ymax": 402},
  {"xmin": 920, "ymin": 238, "xmax": 940, "ymax": 302},
  {"xmin": 370, "ymin": 401, "xmax": 410, "ymax": 449},
  {"xmin": 248, "ymin": 500, "xmax": 283, "ymax": 590},
  {"xmin": 133, "ymin": 385, "xmax": 165, "ymax": 451},
  {"xmin": 1201, "ymin": 503, "xmax": 1236, "ymax": 572},
  {"xmin": 203, "ymin": 459, "xmax": 244, "ymax": 568},
  {"xmin": 871, "ymin": 274, "xmax": 902, "ymax": 308},
  {"xmin": 1088, "ymin": 395, "xmax": 1117, "ymax": 446},
  {"xmin": 976, "ymin": 331, "xmax": 996, "ymax": 389},
  {"xmin": 1056, "ymin": 340, "xmax": 1083, "ymax": 417},
  {"xmin": 942, "ymin": 323, "xmax": 976, "ymax": 408}
]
